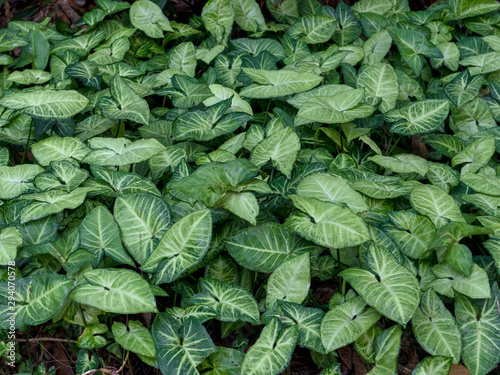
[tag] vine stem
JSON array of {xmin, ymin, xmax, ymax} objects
[{"xmin": 21, "ymin": 121, "xmax": 33, "ymax": 165}]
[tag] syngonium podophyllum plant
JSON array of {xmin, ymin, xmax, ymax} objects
[{"xmin": 1, "ymin": 0, "xmax": 500, "ymax": 373}]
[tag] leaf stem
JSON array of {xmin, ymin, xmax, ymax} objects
[{"xmin": 21, "ymin": 120, "xmax": 33, "ymax": 165}]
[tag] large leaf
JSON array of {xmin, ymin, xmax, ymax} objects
[
  {"xmin": 297, "ymin": 89, "xmax": 375, "ymax": 124},
  {"xmin": 266, "ymin": 252, "xmax": 310, "ymax": 309},
  {"xmin": 0, "ymin": 274, "xmax": 74, "ymax": 328},
  {"xmin": 114, "ymin": 193, "xmax": 171, "ymax": 264},
  {"xmin": 69, "ymin": 268, "xmax": 158, "ymax": 314},
  {"xmin": 321, "ymin": 296, "xmax": 381, "ymax": 352},
  {"xmin": 153, "ymin": 313, "xmax": 216, "ymax": 375},
  {"xmin": 412, "ymin": 289, "xmax": 461, "ymax": 363},
  {"xmin": 190, "ymin": 278, "xmax": 259, "ymax": 323},
  {"xmin": 31, "ymin": 137, "xmax": 90, "ymax": 166},
  {"xmin": 356, "ymin": 62, "xmax": 398, "ymax": 113},
  {"xmin": 225, "ymin": 222, "xmax": 318, "ymax": 273},
  {"xmin": 79, "ymin": 205, "xmax": 134, "ymax": 266},
  {"xmin": 430, "ymin": 262, "xmax": 490, "ymax": 299},
  {"xmin": 410, "ymin": 185, "xmax": 465, "ymax": 228},
  {"xmin": 0, "ymin": 164, "xmax": 44, "ymax": 199},
  {"xmin": 384, "ymin": 211, "xmax": 435, "ymax": 259},
  {"xmin": 240, "ymin": 318, "xmax": 297, "ymax": 375},
  {"xmin": 83, "ymin": 138, "xmax": 165, "ymax": 166},
  {"xmin": 285, "ymin": 195, "xmax": 370, "ymax": 249},
  {"xmin": 233, "ymin": 0, "xmax": 266, "ymax": 32},
  {"xmin": 19, "ymin": 188, "xmax": 89, "ymax": 223},
  {"xmin": 250, "ymin": 126, "xmax": 300, "ymax": 177},
  {"xmin": 239, "ymin": 68, "xmax": 323, "ymax": 98},
  {"xmin": 202, "ymin": 0, "xmax": 234, "ymax": 44},
  {"xmin": 97, "ymin": 74, "xmax": 150, "ymax": 125},
  {"xmin": 287, "ymin": 15, "xmax": 338, "ymax": 44},
  {"xmin": 387, "ymin": 100, "xmax": 449, "ymax": 136},
  {"xmin": 296, "ymin": 173, "xmax": 369, "ymax": 213},
  {"xmin": 455, "ymin": 285, "xmax": 500, "ymax": 375},
  {"xmin": 143, "ymin": 210, "xmax": 212, "ymax": 284},
  {"xmin": 339, "ymin": 243, "xmax": 421, "ymax": 325},
  {"xmin": 369, "ymin": 153, "xmax": 429, "ymax": 176},
  {"xmin": 0, "ymin": 227, "xmax": 23, "ymax": 265},
  {"xmin": 130, "ymin": 0, "xmax": 173, "ymax": 38}
]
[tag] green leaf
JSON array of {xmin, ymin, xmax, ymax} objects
[
  {"xmin": 8, "ymin": 70, "xmax": 52, "ymax": 85},
  {"xmin": 412, "ymin": 289, "xmax": 461, "ymax": 363},
  {"xmin": 219, "ymin": 191, "xmax": 259, "ymax": 224},
  {"xmin": 0, "ymin": 274, "xmax": 74, "ymax": 328},
  {"xmin": 332, "ymin": 1, "xmax": 361, "ymax": 46},
  {"xmin": 444, "ymin": 69, "xmax": 483, "ymax": 108},
  {"xmin": 430, "ymin": 262, "xmax": 490, "ymax": 299},
  {"xmin": 250, "ymin": 126, "xmax": 300, "ymax": 178},
  {"xmin": 297, "ymin": 89, "xmax": 375, "ymax": 124},
  {"xmin": 153, "ymin": 313, "xmax": 216, "ymax": 375},
  {"xmin": 0, "ymin": 164, "xmax": 44, "ymax": 199},
  {"xmin": 339, "ymin": 243, "xmax": 421, "ymax": 325},
  {"xmin": 79, "ymin": 206, "xmax": 134, "ymax": 266},
  {"xmin": 66, "ymin": 60, "xmax": 102, "ymax": 90},
  {"xmin": 114, "ymin": 193, "xmax": 171, "ymax": 265},
  {"xmin": 368, "ymin": 325, "xmax": 402, "ymax": 374},
  {"xmin": 225, "ymin": 222, "xmax": 318, "ymax": 273},
  {"xmin": 97, "ymin": 74, "xmax": 150, "ymax": 125},
  {"xmin": 455, "ymin": 285, "xmax": 500, "ymax": 375},
  {"xmin": 0, "ymin": 227, "xmax": 22, "ymax": 265},
  {"xmin": 173, "ymin": 98, "xmax": 251, "ymax": 142},
  {"xmin": 142, "ymin": 210, "xmax": 212, "ymax": 284},
  {"xmin": 285, "ymin": 195, "xmax": 369, "ymax": 248},
  {"xmin": 112, "ymin": 320, "xmax": 156, "ymax": 358},
  {"xmin": 387, "ymin": 100, "xmax": 449, "ymax": 136},
  {"xmin": 52, "ymin": 30, "xmax": 106, "ymax": 56},
  {"xmin": 321, "ymin": 296, "xmax": 381, "ymax": 352},
  {"xmin": 69, "ymin": 268, "xmax": 158, "ymax": 314},
  {"xmin": 130, "ymin": 0, "xmax": 173, "ymax": 38},
  {"xmin": 169, "ymin": 42, "xmax": 196, "ymax": 77},
  {"xmin": 198, "ymin": 347, "xmax": 243, "ymax": 375},
  {"xmin": 202, "ymin": 0, "xmax": 234, "ymax": 45},
  {"xmin": 266, "ymin": 252, "xmax": 310, "ymax": 309},
  {"xmin": 277, "ymin": 301, "xmax": 325, "ymax": 353},
  {"xmin": 412, "ymin": 356, "xmax": 452, "ymax": 375},
  {"xmin": 356, "ymin": 62, "xmax": 398, "ymax": 113},
  {"xmin": 83, "ymin": 138, "xmax": 165, "ymax": 166},
  {"xmin": 241, "ymin": 318, "xmax": 297, "ymax": 375},
  {"xmin": 385, "ymin": 211, "xmax": 435, "ymax": 259},
  {"xmin": 233, "ymin": 0, "xmax": 266, "ymax": 32},
  {"xmin": 0, "ymin": 90, "xmax": 89, "ymax": 120},
  {"xmin": 240, "ymin": 68, "xmax": 323, "ymax": 98},
  {"xmin": 351, "ymin": 180, "xmax": 415, "ymax": 199},
  {"xmin": 410, "ymin": 185, "xmax": 465, "ymax": 228},
  {"xmin": 287, "ymin": 15, "xmax": 338, "ymax": 44},
  {"xmin": 450, "ymin": 0, "xmax": 500, "ymax": 19},
  {"xmin": 369, "ymin": 154, "xmax": 429, "ymax": 176},
  {"xmin": 451, "ymin": 135, "xmax": 495, "ymax": 174},
  {"xmin": 31, "ymin": 137, "xmax": 90, "ymax": 167},
  {"xmin": 190, "ymin": 278, "xmax": 259, "ymax": 323},
  {"xmin": 19, "ymin": 188, "xmax": 89, "ymax": 223},
  {"xmin": 462, "ymin": 173, "xmax": 500, "ymax": 196},
  {"xmin": 296, "ymin": 173, "xmax": 369, "ymax": 213}
]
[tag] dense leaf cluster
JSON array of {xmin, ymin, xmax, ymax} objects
[{"xmin": 1, "ymin": 0, "xmax": 500, "ymax": 374}]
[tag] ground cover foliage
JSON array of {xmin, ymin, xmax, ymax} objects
[{"xmin": 1, "ymin": 0, "xmax": 500, "ymax": 374}]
